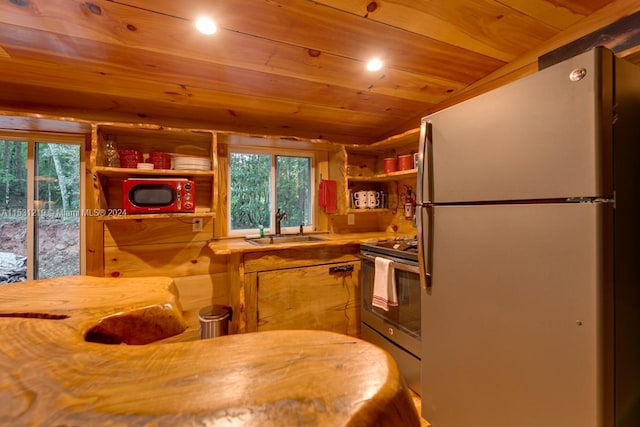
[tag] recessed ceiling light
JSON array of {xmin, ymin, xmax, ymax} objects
[
  {"xmin": 195, "ymin": 16, "xmax": 217, "ymax": 35},
  {"xmin": 366, "ymin": 58, "xmax": 383, "ymax": 72}
]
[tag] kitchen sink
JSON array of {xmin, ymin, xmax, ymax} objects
[{"xmin": 245, "ymin": 234, "xmax": 325, "ymax": 245}]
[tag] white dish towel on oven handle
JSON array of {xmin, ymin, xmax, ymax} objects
[{"xmin": 372, "ymin": 257, "xmax": 398, "ymax": 311}]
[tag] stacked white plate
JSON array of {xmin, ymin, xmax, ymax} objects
[
  {"xmin": 136, "ymin": 162, "xmax": 154, "ymax": 170},
  {"xmin": 173, "ymin": 156, "xmax": 211, "ymax": 171}
]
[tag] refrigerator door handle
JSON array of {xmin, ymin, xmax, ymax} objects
[
  {"xmin": 417, "ymin": 205, "xmax": 433, "ymax": 290},
  {"xmin": 417, "ymin": 118, "xmax": 433, "ymax": 204}
]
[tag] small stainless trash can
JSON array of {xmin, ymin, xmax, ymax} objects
[{"xmin": 198, "ymin": 305, "xmax": 232, "ymax": 339}]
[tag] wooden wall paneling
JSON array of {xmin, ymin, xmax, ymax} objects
[
  {"xmin": 0, "ymin": 111, "xmax": 92, "ymax": 134},
  {"xmin": 329, "ymin": 211, "xmax": 393, "ymax": 234},
  {"xmin": 347, "ymin": 151, "xmax": 378, "ymax": 177},
  {"xmin": 102, "ymin": 176, "xmax": 124, "ymax": 209},
  {"xmin": 104, "ymin": 217, "xmax": 213, "ymax": 247},
  {"xmin": 97, "ymin": 125, "xmax": 213, "ymax": 158},
  {"xmin": 85, "ymin": 123, "xmax": 104, "ymax": 276},
  {"xmin": 215, "ymin": 141, "xmax": 229, "ymax": 238},
  {"xmin": 315, "ymin": 150, "xmax": 327, "ymax": 229},
  {"xmin": 89, "ymin": 124, "xmax": 109, "ymax": 210},
  {"xmin": 328, "ymin": 145, "xmax": 347, "ymax": 215},
  {"xmin": 210, "ymin": 131, "xmax": 218, "ymax": 225},
  {"xmin": 192, "ymin": 177, "xmax": 213, "ymax": 214},
  {"xmin": 308, "ymin": 146, "xmax": 336, "ymax": 232},
  {"xmin": 103, "ymin": 242, "xmax": 225, "ymax": 278},
  {"xmin": 84, "ymin": 218, "xmax": 103, "ymax": 277},
  {"xmin": 89, "ymin": 123, "xmax": 100, "ymax": 171},
  {"xmin": 218, "ymin": 132, "xmax": 339, "ymax": 152},
  {"xmin": 388, "ymin": 177, "xmax": 419, "ymax": 235},
  {"xmin": 227, "ymin": 253, "xmax": 244, "ymax": 334}
]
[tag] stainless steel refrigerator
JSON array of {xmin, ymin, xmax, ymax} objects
[{"xmin": 416, "ymin": 46, "xmax": 640, "ymax": 427}]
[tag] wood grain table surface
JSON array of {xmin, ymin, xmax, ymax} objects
[{"xmin": 0, "ymin": 275, "xmax": 420, "ymax": 426}]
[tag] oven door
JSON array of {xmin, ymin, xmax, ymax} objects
[{"xmin": 360, "ymin": 251, "xmax": 421, "ymax": 358}]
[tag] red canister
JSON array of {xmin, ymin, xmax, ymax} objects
[
  {"xmin": 383, "ymin": 157, "xmax": 397, "ymax": 173},
  {"xmin": 397, "ymin": 154, "xmax": 413, "ymax": 171}
]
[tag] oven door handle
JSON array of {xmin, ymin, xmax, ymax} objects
[{"xmin": 359, "ymin": 253, "xmax": 421, "ymax": 275}]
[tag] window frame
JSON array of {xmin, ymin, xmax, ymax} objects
[
  {"xmin": 227, "ymin": 146, "xmax": 316, "ymax": 237},
  {"xmin": 0, "ymin": 131, "xmax": 86, "ymax": 280}
]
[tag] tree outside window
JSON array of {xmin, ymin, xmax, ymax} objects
[
  {"xmin": 229, "ymin": 150, "xmax": 313, "ymax": 233},
  {"xmin": 276, "ymin": 155, "xmax": 311, "ymax": 228},
  {"xmin": 230, "ymin": 152, "xmax": 270, "ymax": 230}
]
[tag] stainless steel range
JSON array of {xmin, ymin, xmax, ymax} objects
[{"xmin": 359, "ymin": 238, "xmax": 421, "ymax": 394}]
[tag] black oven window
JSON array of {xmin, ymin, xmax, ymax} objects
[
  {"xmin": 362, "ymin": 259, "xmax": 421, "ymax": 338},
  {"xmin": 373, "ymin": 269, "xmax": 421, "ymax": 336}
]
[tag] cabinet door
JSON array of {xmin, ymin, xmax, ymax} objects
[{"xmin": 257, "ymin": 262, "xmax": 361, "ymax": 336}]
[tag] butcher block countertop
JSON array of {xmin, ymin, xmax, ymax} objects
[
  {"xmin": 0, "ymin": 275, "xmax": 421, "ymax": 426},
  {"xmin": 208, "ymin": 231, "xmax": 413, "ymax": 255}
]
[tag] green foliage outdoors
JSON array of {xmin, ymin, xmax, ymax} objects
[
  {"xmin": 276, "ymin": 156, "xmax": 311, "ymax": 227},
  {"xmin": 0, "ymin": 140, "xmax": 27, "ymax": 210},
  {"xmin": 230, "ymin": 153, "xmax": 271, "ymax": 229},
  {"xmin": 230, "ymin": 152, "xmax": 311, "ymax": 231},
  {"xmin": 1, "ymin": 140, "xmax": 81, "ymax": 217}
]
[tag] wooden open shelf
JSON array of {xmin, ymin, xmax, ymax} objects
[
  {"xmin": 93, "ymin": 166, "xmax": 213, "ymax": 178},
  {"xmin": 347, "ymin": 169, "xmax": 417, "ymax": 183}
]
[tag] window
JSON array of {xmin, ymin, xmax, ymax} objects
[
  {"xmin": 229, "ymin": 149, "xmax": 313, "ymax": 234},
  {"xmin": 0, "ymin": 134, "xmax": 85, "ymax": 283}
]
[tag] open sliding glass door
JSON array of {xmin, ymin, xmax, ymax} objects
[{"xmin": 1, "ymin": 133, "xmax": 85, "ymax": 282}]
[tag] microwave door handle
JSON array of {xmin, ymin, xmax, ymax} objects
[
  {"xmin": 359, "ymin": 253, "xmax": 420, "ymax": 275},
  {"xmin": 417, "ymin": 206, "xmax": 433, "ymax": 290}
]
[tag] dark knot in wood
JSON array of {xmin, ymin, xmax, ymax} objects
[{"xmin": 84, "ymin": 2, "xmax": 102, "ymax": 15}]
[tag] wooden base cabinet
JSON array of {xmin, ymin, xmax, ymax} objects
[
  {"xmin": 256, "ymin": 261, "xmax": 361, "ymax": 337},
  {"xmin": 237, "ymin": 245, "xmax": 362, "ymax": 336}
]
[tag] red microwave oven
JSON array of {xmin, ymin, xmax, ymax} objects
[{"xmin": 122, "ymin": 178, "xmax": 195, "ymax": 214}]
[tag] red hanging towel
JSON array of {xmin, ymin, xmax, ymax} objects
[{"xmin": 319, "ymin": 179, "xmax": 337, "ymax": 214}]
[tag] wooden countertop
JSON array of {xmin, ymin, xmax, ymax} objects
[
  {"xmin": 208, "ymin": 231, "xmax": 414, "ymax": 255},
  {"xmin": 0, "ymin": 275, "xmax": 421, "ymax": 426}
]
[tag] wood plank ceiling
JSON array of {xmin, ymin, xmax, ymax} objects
[{"xmin": 0, "ymin": 0, "xmax": 636, "ymax": 144}]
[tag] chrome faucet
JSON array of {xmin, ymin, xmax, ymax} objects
[{"xmin": 275, "ymin": 208, "xmax": 287, "ymax": 236}]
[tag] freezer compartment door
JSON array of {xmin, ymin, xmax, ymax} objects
[
  {"xmin": 421, "ymin": 203, "xmax": 612, "ymax": 427},
  {"xmin": 419, "ymin": 47, "xmax": 613, "ymax": 204}
]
